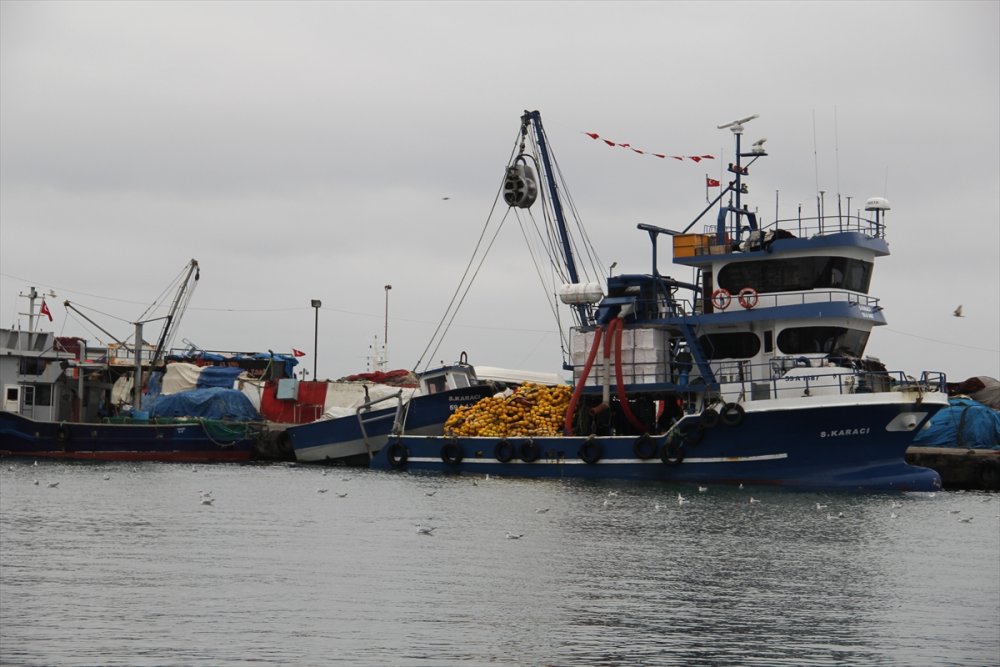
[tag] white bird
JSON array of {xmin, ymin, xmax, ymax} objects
[
  {"xmin": 677, "ymin": 493, "xmax": 688, "ymax": 506},
  {"xmin": 698, "ymin": 486, "xmax": 708, "ymax": 493},
  {"xmin": 816, "ymin": 503, "xmax": 828, "ymax": 510},
  {"xmin": 316, "ymin": 488, "xmax": 328, "ymax": 494},
  {"xmin": 603, "ymin": 498, "xmax": 610, "ymax": 508},
  {"xmin": 953, "ymin": 305, "xmax": 964, "ymax": 317},
  {"xmin": 33, "ymin": 460, "xmax": 38, "ymax": 466},
  {"xmin": 416, "ymin": 525, "xmax": 436, "ymax": 535},
  {"xmin": 608, "ymin": 491, "xmax": 619, "ymax": 497},
  {"xmin": 890, "ymin": 512, "xmax": 898, "ymax": 519},
  {"xmin": 7, "ymin": 466, "xmax": 12, "ymax": 471},
  {"xmin": 425, "ymin": 491, "xmax": 437, "ymax": 496},
  {"xmin": 535, "ymin": 507, "xmax": 550, "ymax": 514},
  {"xmin": 32, "ymin": 479, "xmax": 39, "ymax": 485},
  {"xmin": 103, "ymin": 475, "xmax": 110, "ymax": 481},
  {"xmin": 47, "ymin": 481, "xmax": 59, "ymax": 488},
  {"xmin": 958, "ymin": 517, "xmax": 973, "ymax": 523},
  {"xmin": 336, "ymin": 492, "xmax": 348, "ymax": 498},
  {"xmin": 321, "ymin": 470, "xmax": 328, "ymax": 476},
  {"xmin": 506, "ymin": 532, "xmax": 524, "ymax": 540},
  {"xmin": 738, "ymin": 483, "xmax": 744, "ymax": 490},
  {"xmin": 654, "ymin": 503, "xmax": 663, "ymax": 510},
  {"xmin": 891, "ymin": 501, "xmax": 903, "ymax": 509},
  {"xmin": 749, "ymin": 497, "xmax": 761, "ymax": 504},
  {"xmin": 949, "ymin": 509, "xmax": 961, "ymax": 514},
  {"xmin": 827, "ymin": 512, "xmax": 844, "ymax": 519}
]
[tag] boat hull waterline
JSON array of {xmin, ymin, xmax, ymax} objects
[{"xmin": 373, "ymin": 398, "xmax": 942, "ymax": 491}]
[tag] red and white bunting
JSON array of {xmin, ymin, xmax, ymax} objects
[{"xmin": 583, "ymin": 131, "xmax": 714, "ymax": 163}]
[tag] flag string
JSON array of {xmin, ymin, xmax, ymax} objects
[{"xmin": 583, "ymin": 132, "xmax": 715, "ymax": 162}]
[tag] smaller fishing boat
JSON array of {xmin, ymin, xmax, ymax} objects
[
  {"xmin": 0, "ymin": 266, "xmax": 288, "ymax": 463},
  {"xmin": 285, "ymin": 362, "xmax": 542, "ymax": 465}
]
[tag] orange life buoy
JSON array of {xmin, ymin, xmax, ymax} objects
[
  {"xmin": 738, "ymin": 287, "xmax": 759, "ymax": 309},
  {"xmin": 711, "ymin": 288, "xmax": 732, "ymax": 310}
]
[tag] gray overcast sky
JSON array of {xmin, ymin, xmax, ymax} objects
[{"xmin": 2, "ymin": 1, "xmax": 998, "ymax": 382}]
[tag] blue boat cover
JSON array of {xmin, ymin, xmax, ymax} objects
[
  {"xmin": 913, "ymin": 397, "xmax": 1000, "ymax": 449},
  {"xmin": 196, "ymin": 366, "xmax": 244, "ymax": 389},
  {"xmin": 148, "ymin": 387, "xmax": 260, "ymax": 421}
]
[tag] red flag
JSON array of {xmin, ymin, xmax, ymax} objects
[
  {"xmin": 706, "ymin": 177, "xmax": 721, "ymax": 187},
  {"xmin": 292, "ymin": 348, "xmax": 306, "ymax": 357},
  {"xmin": 584, "ymin": 132, "xmax": 600, "ymax": 139},
  {"xmin": 40, "ymin": 300, "xmax": 53, "ymax": 321},
  {"xmin": 602, "ymin": 139, "xmax": 615, "ymax": 147},
  {"xmin": 689, "ymin": 156, "xmax": 702, "ymax": 163}
]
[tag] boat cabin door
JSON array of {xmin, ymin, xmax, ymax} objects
[{"xmin": 3, "ymin": 384, "xmax": 31, "ymax": 417}]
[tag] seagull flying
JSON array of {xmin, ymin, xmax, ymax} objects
[
  {"xmin": 677, "ymin": 493, "xmax": 688, "ymax": 506},
  {"xmin": 506, "ymin": 532, "xmax": 524, "ymax": 540},
  {"xmin": 953, "ymin": 305, "xmax": 964, "ymax": 317}
]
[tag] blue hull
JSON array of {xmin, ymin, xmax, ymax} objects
[
  {"xmin": 0, "ymin": 411, "xmax": 259, "ymax": 463},
  {"xmin": 289, "ymin": 385, "xmax": 496, "ymax": 464},
  {"xmin": 372, "ymin": 401, "xmax": 943, "ymax": 491}
]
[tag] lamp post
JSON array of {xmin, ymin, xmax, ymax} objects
[
  {"xmin": 383, "ymin": 284, "xmax": 392, "ymax": 368},
  {"xmin": 311, "ymin": 299, "xmax": 321, "ymax": 380}
]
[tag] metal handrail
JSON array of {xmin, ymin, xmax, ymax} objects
[{"xmin": 356, "ymin": 390, "xmax": 405, "ymax": 459}]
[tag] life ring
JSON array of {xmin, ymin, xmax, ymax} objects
[
  {"xmin": 679, "ymin": 421, "xmax": 704, "ymax": 446},
  {"xmin": 494, "ymin": 439, "xmax": 514, "ymax": 463},
  {"xmin": 520, "ymin": 439, "xmax": 540, "ymax": 463},
  {"xmin": 386, "ymin": 441, "xmax": 408, "ymax": 468},
  {"xmin": 711, "ymin": 288, "xmax": 732, "ymax": 310},
  {"xmin": 720, "ymin": 402, "xmax": 745, "ymax": 427},
  {"xmin": 737, "ymin": 287, "xmax": 759, "ymax": 309},
  {"xmin": 440, "ymin": 442, "xmax": 463, "ymax": 465},
  {"xmin": 700, "ymin": 408, "xmax": 720, "ymax": 429},
  {"xmin": 633, "ymin": 434, "xmax": 657, "ymax": 460},
  {"xmin": 579, "ymin": 438, "xmax": 602, "ymax": 465},
  {"xmin": 661, "ymin": 438, "xmax": 685, "ymax": 465},
  {"xmin": 55, "ymin": 423, "xmax": 70, "ymax": 444}
]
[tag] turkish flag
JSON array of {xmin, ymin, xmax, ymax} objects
[
  {"xmin": 706, "ymin": 177, "xmax": 721, "ymax": 187},
  {"xmin": 40, "ymin": 300, "xmax": 53, "ymax": 321},
  {"xmin": 292, "ymin": 348, "xmax": 306, "ymax": 357}
]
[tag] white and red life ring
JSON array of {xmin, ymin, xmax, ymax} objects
[
  {"xmin": 738, "ymin": 287, "xmax": 759, "ymax": 309},
  {"xmin": 711, "ymin": 288, "xmax": 732, "ymax": 310}
]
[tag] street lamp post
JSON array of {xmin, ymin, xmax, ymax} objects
[
  {"xmin": 311, "ymin": 299, "xmax": 322, "ymax": 380},
  {"xmin": 383, "ymin": 285, "xmax": 392, "ymax": 368}
]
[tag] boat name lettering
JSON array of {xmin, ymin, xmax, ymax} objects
[
  {"xmin": 820, "ymin": 427, "xmax": 871, "ymax": 438},
  {"xmin": 449, "ymin": 394, "xmax": 482, "ymax": 403}
]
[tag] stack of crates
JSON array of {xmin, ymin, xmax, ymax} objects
[{"xmin": 569, "ymin": 327, "xmax": 669, "ymax": 386}]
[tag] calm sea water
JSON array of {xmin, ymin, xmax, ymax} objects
[{"xmin": 1, "ymin": 460, "xmax": 997, "ymax": 667}]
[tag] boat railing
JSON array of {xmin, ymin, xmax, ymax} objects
[
  {"xmin": 356, "ymin": 390, "xmax": 405, "ymax": 459},
  {"xmin": 699, "ymin": 211, "xmax": 886, "ymax": 251},
  {"xmin": 632, "ymin": 289, "xmax": 880, "ymax": 318}
]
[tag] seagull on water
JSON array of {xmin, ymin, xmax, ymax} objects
[
  {"xmin": 816, "ymin": 503, "xmax": 828, "ymax": 510},
  {"xmin": 416, "ymin": 525, "xmax": 436, "ymax": 535},
  {"xmin": 677, "ymin": 493, "xmax": 688, "ymax": 506},
  {"xmin": 958, "ymin": 517, "xmax": 973, "ymax": 523},
  {"xmin": 336, "ymin": 492, "xmax": 348, "ymax": 498},
  {"xmin": 949, "ymin": 509, "xmax": 961, "ymax": 514},
  {"xmin": 749, "ymin": 497, "xmax": 761, "ymax": 504},
  {"xmin": 738, "ymin": 483, "xmax": 744, "ymax": 490},
  {"xmin": 890, "ymin": 512, "xmax": 899, "ymax": 519},
  {"xmin": 317, "ymin": 488, "xmax": 329, "ymax": 494},
  {"xmin": 47, "ymin": 481, "xmax": 59, "ymax": 488},
  {"xmin": 698, "ymin": 486, "xmax": 708, "ymax": 493},
  {"xmin": 827, "ymin": 512, "xmax": 844, "ymax": 519},
  {"xmin": 33, "ymin": 479, "xmax": 39, "ymax": 485},
  {"xmin": 425, "ymin": 491, "xmax": 437, "ymax": 496},
  {"xmin": 535, "ymin": 507, "xmax": 550, "ymax": 513},
  {"xmin": 103, "ymin": 474, "xmax": 110, "ymax": 481},
  {"xmin": 608, "ymin": 491, "xmax": 619, "ymax": 497},
  {"xmin": 891, "ymin": 501, "xmax": 903, "ymax": 509},
  {"xmin": 506, "ymin": 532, "xmax": 524, "ymax": 540},
  {"xmin": 201, "ymin": 497, "xmax": 214, "ymax": 505}
]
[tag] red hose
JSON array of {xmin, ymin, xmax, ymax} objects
[
  {"xmin": 565, "ymin": 325, "xmax": 604, "ymax": 436},
  {"xmin": 613, "ymin": 318, "xmax": 648, "ymax": 433}
]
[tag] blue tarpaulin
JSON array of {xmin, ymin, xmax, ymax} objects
[
  {"xmin": 913, "ymin": 397, "xmax": 1000, "ymax": 449},
  {"xmin": 148, "ymin": 387, "xmax": 260, "ymax": 421},
  {"xmin": 196, "ymin": 366, "xmax": 244, "ymax": 389}
]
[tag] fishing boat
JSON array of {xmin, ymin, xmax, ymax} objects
[
  {"xmin": 286, "ymin": 363, "xmax": 563, "ymax": 465},
  {"xmin": 0, "ymin": 266, "xmax": 280, "ymax": 462},
  {"xmin": 370, "ymin": 110, "xmax": 949, "ymax": 491}
]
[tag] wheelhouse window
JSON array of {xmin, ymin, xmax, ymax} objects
[
  {"xmin": 776, "ymin": 327, "xmax": 869, "ymax": 356},
  {"xmin": 697, "ymin": 333, "xmax": 761, "ymax": 360},
  {"xmin": 18, "ymin": 357, "xmax": 46, "ymax": 375},
  {"xmin": 718, "ymin": 257, "xmax": 873, "ymax": 294}
]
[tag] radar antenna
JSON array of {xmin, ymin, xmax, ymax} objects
[{"xmin": 717, "ymin": 114, "xmax": 759, "ymax": 133}]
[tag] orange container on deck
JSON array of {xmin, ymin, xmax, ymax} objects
[{"xmin": 672, "ymin": 234, "xmax": 711, "ymax": 258}]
